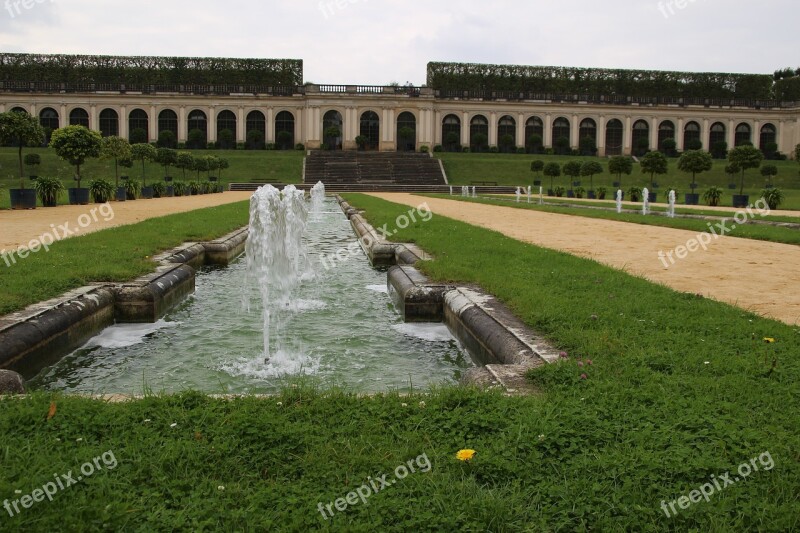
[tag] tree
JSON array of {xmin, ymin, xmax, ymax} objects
[
  {"xmin": 130, "ymin": 128, "xmax": 148, "ymax": 145},
  {"xmin": 156, "ymin": 147, "xmax": 178, "ymax": 178},
  {"xmin": 794, "ymin": 143, "xmax": 800, "ymax": 163},
  {"xmin": 760, "ymin": 164, "xmax": 778, "ymax": 186},
  {"xmin": 635, "ymin": 137, "xmax": 650, "ymax": 157},
  {"xmin": 157, "ymin": 130, "xmax": 176, "ymax": 148},
  {"xmin": 543, "ymin": 162, "xmax": 561, "ymax": 192},
  {"xmin": 728, "ymin": 144, "xmax": 764, "ymax": 195},
  {"xmin": 472, "ymin": 133, "xmax": 488, "ymax": 152},
  {"xmin": 193, "ymin": 154, "xmax": 210, "ymax": 179},
  {"xmin": 527, "ymin": 134, "xmax": 543, "ymax": 154},
  {"xmin": 176, "ymin": 151, "xmax": 194, "ymax": 181},
  {"xmin": 640, "ymin": 151, "xmax": 668, "ymax": 188},
  {"xmin": 187, "ymin": 128, "xmax": 206, "ymax": 149},
  {"xmin": 711, "ymin": 140, "xmax": 728, "ymax": 159},
  {"xmin": 579, "ymin": 136, "xmax": 597, "ymax": 156},
  {"xmin": 677, "ymin": 150, "xmax": 713, "ymax": 188},
  {"xmin": 530, "ymin": 160, "xmax": 544, "ymax": 180},
  {"xmin": 685, "ymin": 138, "xmax": 703, "ymax": 151},
  {"xmin": 608, "ymin": 156, "xmax": 633, "ymax": 189},
  {"xmin": 217, "ymin": 129, "xmax": 235, "ymax": 150},
  {"xmin": 49, "ymin": 125, "xmax": 102, "ymax": 188},
  {"xmin": 499, "ymin": 134, "xmax": 515, "ymax": 153},
  {"xmin": 100, "ymin": 136, "xmax": 132, "ymax": 187},
  {"xmin": 276, "ymin": 131, "xmax": 293, "ymax": 150},
  {"xmin": 398, "ymin": 127, "xmax": 415, "ymax": 151},
  {"xmin": 563, "ymin": 160, "xmax": 582, "ymax": 187},
  {"xmin": 130, "ymin": 143, "xmax": 157, "ymax": 186},
  {"xmin": 724, "ymin": 163, "xmax": 740, "ymax": 185},
  {"xmin": 445, "ymin": 132, "xmax": 460, "ymax": 152},
  {"xmin": 324, "ymin": 126, "xmax": 341, "ymax": 150},
  {"xmin": 203, "ymin": 155, "xmax": 218, "ymax": 180},
  {"xmin": 554, "ymin": 136, "xmax": 570, "ymax": 155},
  {"xmin": 247, "ymin": 129, "xmax": 265, "ymax": 150},
  {"xmin": 580, "ymin": 161, "xmax": 604, "ymax": 191},
  {"xmin": 0, "ymin": 110, "xmax": 46, "ymax": 184},
  {"xmin": 217, "ymin": 158, "xmax": 230, "ymax": 181},
  {"xmin": 661, "ymin": 137, "xmax": 677, "ymax": 157}
]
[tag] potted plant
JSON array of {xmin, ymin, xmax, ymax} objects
[
  {"xmin": 100, "ymin": 136, "xmax": 132, "ymax": 202},
  {"xmin": 188, "ymin": 181, "xmax": 201, "ymax": 195},
  {"xmin": 173, "ymin": 182, "xmax": 187, "ymax": 197},
  {"xmin": 124, "ymin": 179, "xmax": 141, "ymax": 200},
  {"xmin": 728, "ymin": 145, "xmax": 764, "ymax": 207},
  {"xmin": 0, "ymin": 111, "xmax": 45, "ymax": 209},
  {"xmin": 761, "ymin": 188, "xmax": 784, "ymax": 210},
  {"xmin": 574, "ymin": 186, "xmax": 586, "ymax": 199},
  {"xmin": 543, "ymin": 162, "xmax": 561, "ymax": 196},
  {"xmin": 640, "ymin": 151, "xmax": 667, "ymax": 203},
  {"xmin": 355, "ymin": 135, "xmax": 367, "ymax": 151},
  {"xmin": 580, "ymin": 161, "xmax": 603, "ymax": 199},
  {"xmin": 628, "ymin": 186, "xmax": 643, "ymax": 202},
  {"xmin": 131, "ymin": 143, "xmax": 157, "ymax": 199},
  {"xmin": 725, "ymin": 163, "xmax": 739, "ymax": 190},
  {"xmin": 151, "ymin": 182, "xmax": 165, "ymax": 198},
  {"xmin": 677, "ymin": 150, "xmax": 713, "ymax": 205},
  {"xmin": 49, "ymin": 125, "xmax": 101, "ymax": 205},
  {"xmin": 703, "ymin": 186, "xmax": 723, "ymax": 207},
  {"xmin": 89, "ymin": 178, "xmax": 115, "ymax": 203},
  {"xmin": 597, "ymin": 186, "xmax": 608, "ymax": 200},
  {"xmin": 554, "ymin": 186, "xmax": 565, "ymax": 198},
  {"xmin": 608, "ymin": 156, "xmax": 633, "ymax": 191},
  {"xmin": 25, "ymin": 153, "xmax": 41, "ymax": 180},
  {"xmin": 33, "ymin": 176, "xmax": 64, "ymax": 207}
]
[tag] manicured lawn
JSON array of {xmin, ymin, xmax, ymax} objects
[
  {"xmin": 0, "ymin": 202, "xmax": 250, "ymax": 315},
  {"xmin": 436, "ymin": 152, "xmax": 800, "ymax": 209},
  {"xmin": 421, "ymin": 194, "xmax": 800, "ymax": 246}
]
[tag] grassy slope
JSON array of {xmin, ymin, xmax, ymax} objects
[
  {"xmin": 422, "ymin": 194, "xmax": 800, "ymax": 246},
  {"xmin": 0, "ymin": 148, "xmax": 303, "ymax": 209},
  {"xmin": 0, "ymin": 201, "xmax": 250, "ymax": 315},
  {"xmin": 436, "ymin": 152, "xmax": 800, "ymax": 209}
]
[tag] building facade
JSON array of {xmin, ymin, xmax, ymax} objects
[{"xmin": 2, "ymin": 84, "xmax": 797, "ymax": 157}]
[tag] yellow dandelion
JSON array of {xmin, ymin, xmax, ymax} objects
[
  {"xmin": 763, "ymin": 338, "xmax": 776, "ymax": 344},
  {"xmin": 456, "ymin": 449, "xmax": 477, "ymax": 462}
]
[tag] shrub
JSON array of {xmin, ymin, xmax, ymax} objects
[
  {"xmin": 157, "ymin": 130, "xmax": 176, "ymax": 148},
  {"xmin": 151, "ymin": 182, "xmax": 166, "ymax": 198},
  {"xmin": 488, "ymin": 145, "xmax": 499, "ymax": 153},
  {"xmin": 130, "ymin": 128, "xmax": 148, "ymax": 145},
  {"xmin": 761, "ymin": 188, "xmax": 784, "ymax": 210},
  {"xmin": 627, "ymin": 186, "xmax": 643, "ymax": 202},
  {"xmin": 173, "ymin": 182, "xmax": 187, "ymax": 196},
  {"xmin": 433, "ymin": 145, "xmax": 443, "ymax": 152},
  {"xmin": 516, "ymin": 147, "xmax": 526, "ymax": 154},
  {"xmin": 553, "ymin": 186, "xmax": 565, "ymax": 197},
  {"xmin": 703, "ymin": 186, "xmax": 723, "ymax": 206},
  {"xmin": 33, "ymin": 175, "xmax": 64, "ymax": 205},
  {"xmin": 574, "ymin": 186, "xmax": 586, "ymax": 198},
  {"xmin": 89, "ymin": 178, "xmax": 115, "ymax": 203},
  {"xmin": 295, "ymin": 143, "xmax": 305, "ymax": 150},
  {"xmin": 420, "ymin": 145, "xmax": 430, "ymax": 153},
  {"xmin": 597, "ymin": 186, "xmax": 607, "ymax": 200},
  {"xmin": 124, "ymin": 179, "xmax": 141, "ymax": 200}
]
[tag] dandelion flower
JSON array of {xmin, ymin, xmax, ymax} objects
[
  {"xmin": 401, "ymin": 403, "xmax": 408, "ymax": 407},
  {"xmin": 143, "ymin": 419, "xmax": 151, "ymax": 423},
  {"xmin": 764, "ymin": 338, "xmax": 775, "ymax": 344},
  {"xmin": 456, "ymin": 449, "xmax": 477, "ymax": 462},
  {"xmin": 419, "ymin": 401, "xmax": 426, "ymax": 409},
  {"xmin": 217, "ymin": 486, "xmax": 225, "ymax": 491},
  {"xmin": 276, "ymin": 402, "xmax": 283, "ymax": 407},
  {"xmin": 76, "ymin": 438, "xmax": 83, "ymax": 443},
  {"xmin": 170, "ymin": 423, "xmax": 178, "ymax": 428}
]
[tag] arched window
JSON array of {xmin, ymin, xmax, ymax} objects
[
  {"xmin": 69, "ymin": 108, "xmax": 89, "ymax": 127},
  {"xmin": 158, "ymin": 109, "xmax": 178, "ymax": 146},
  {"xmin": 216, "ymin": 110, "xmax": 237, "ymax": 149},
  {"xmin": 442, "ymin": 114, "xmax": 461, "ymax": 152},
  {"xmin": 734, "ymin": 123, "xmax": 751, "ymax": 147},
  {"xmin": 632, "ymin": 120, "xmax": 650, "ymax": 156},
  {"xmin": 10, "ymin": 106, "xmax": 28, "ymax": 114},
  {"xmin": 39, "ymin": 108, "xmax": 59, "ymax": 142},
  {"xmin": 579, "ymin": 118, "xmax": 597, "ymax": 155},
  {"xmin": 129, "ymin": 109, "xmax": 149, "ymax": 143},
  {"xmin": 525, "ymin": 116, "xmax": 544, "ymax": 153},
  {"xmin": 321, "ymin": 110, "xmax": 343, "ymax": 150},
  {"xmin": 246, "ymin": 110, "xmax": 266, "ymax": 150},
  {"xmin": 275, "ymin": 111, "xmax": 295, "ymax": 150},
  {"xmin": 759, "ymin": 124, "xmax": 777, "ymax": 156},
  {"xmin": 99, "ymin": 108, "xmax": 118, "ymax": 137},
  {"xmin": 396, "ymin": 111, "xmax": 416, "ymax": 152},
  {"xmin": 552, "ymin": 117, "xmax": 570, "ymax": 154},
  {"xmin": 658, "ymin": 120, "xmax": 675, "ymax": 153},
  {"xmin": 605, "ymin": 119, "xmax": 623, "ymax": 156},
  {"xmin": 497, "ymin": 115, "xmax": 516, "ymax": 153},
  {"xmin": 187, "ymin": 110, "xmax": 208, "ymax": 149},
  {"xmin": 683, "ymin": 121, "xmax": 701, "ymax": 150},
  {"xmin": 358, "ymin": 111, "xmax": 379, "ymax": 150},
  {"xmin": 470, "ymin": 115, "xmax": 489, "ymax": 152},
  {"xmin": 709, "ymin": 122, "xmax": 727, "ymax": 156}
]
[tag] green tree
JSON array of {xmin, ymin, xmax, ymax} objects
[
  {"xmin": 608, "ymin": 156, "xmax": 633, "ymax": 189},
  {"xmin": 554, "ymin": 136, "xmax": 570, "ymax": 155},
  {"xmin": 193, "ymin": 154, "xmax": 210, "ymax": 179},
  {"xmin": 579, "ymin": 136, "xmax": 597, "ymax": 156},
  {"xmin": 499, "ymin": 134, "xmax": 515, "ymax": 153},
  {"xmin": 527, "ymin": 134, "xmax": 543, "ymax": 154},
  {"xmin": 176, "ymin": 151, "xmax": 194, "ymax": 181},
  {"xmin": 580, "ymin": 161, "xmax": 604, "ymax": 191},
  {"xmin": 677, "ymin": 150, "xmax": 713, "ymax": 188},
  {"xmin": 130, "ymin": 143, "xmax": 158, "ymax": 186},
  {"xmin": 49, "ymin": 125, "xmax": 102, "ymax": 188},
  {"xmin": 563, "ymin": 160, "xmax": 582, "ymax": 187},
  {"xmin": 157, "ymin": 130, "xmax": 176, "ymax": 148},
  {"xmin": 100, "ymin": 136, "xmax": 132, "ymax": 187},
  {"xmin": 728, "ymin": 144, "xmax": 764, "ymax": 195},
  {"xmin": 661, "ymin": 137, "xmax": 677, "ymax": 157},
  {"xmin": 794, "ymin": 143, "xmax": 800, "ymax": 163},
  {"xmin": 247, "ymin": 129, "xmax": 265, "ymax": 150},
  {"xmin": 156, "ymin": 148, "xmax": 178, "ymax": 178},
  {"xmin": 0, "ymin": 110, "xmax": 46, "ymax": 185},
  {"xmin": 760, "ymin": 164, "xmax": 778, "ymax": 185},
  {"xmin": 130, "ymin": 127, "xmax": 148, "ymax": 145},
  {"xmin": 217, "ymin": 129, "xmax": 235, "ymax": 150},
  {"xmin": 324, "ymin": 126, "xmax": 341, "ymax": 150},
  {"xmin": 217, "ymin": 158, "xmax": 230, "ymax": 181},
  {"xmin": 530, "ymin": 160, "xmax": 544, "ymax": 180},
  {"xmin": 640, "ymin": 151, "xmax": 669, "ymax": 188},
  {"xmin": 543, "ymin": 162, "xmax": 561, "ymax": 192},
  {"xmin": 472, "ymin": 133, "xmax": 488, "ymax": 152}
]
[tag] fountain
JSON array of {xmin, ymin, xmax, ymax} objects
[
  {"xmin": 515, "ymin": 187, "xmax": 521, "ymax": 203},
  {"xmin": 616, "ymin": 190, "xmax": 623, "ymax": 214},
  {"xmin": 449, "ymin": 186, "xmax": 453, "ymax": 196},
  {"xmin": 462, "ymin": 186, "xmax": 469, "ymax": 197},
  {"xmin": 539, "ymin": 186, "xmax": 544, "ymax": 205},
  {"xmin": 642, "ymin": 187, "xmax": 650, "ymax": 215},
  {"xmin": 668, "ymin": 190, "xmax": 676, "ymax": 218},
  {"xmin": 245, "ymin": 185, "xmax": 309, "ymax": 370},
  {"xmin": 527, "ymin": 186, "xmax": 532, "ymax": 204},
  {"xmin": 310, "ymin": 181, "xmax": 326, "ymax": 215},
  {"xmin": 472, "ymin": 187, "xmax": 477, "ymax": 198}
]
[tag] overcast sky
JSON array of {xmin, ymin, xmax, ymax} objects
[{"xmin": 1, "ymin": 0, "xmax": 796, "ymax": 85}]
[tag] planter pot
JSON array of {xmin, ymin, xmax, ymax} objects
[
  {"xmin": 648, "ymin": 192, "xmax": 658, "ymax": 203},
  {"xmin": 164, "ymin": 176, "xmax": 173, "ymax": 183},
  {"xmin": 685, "ymin": 193, "xmax": 700, "ymax": 205},
  {"xmin": 727, "ymin": 183, "xmax": 737, "ymax": 190},
  {"xmin": 165, "ymin": 186, "xmax": 174, "ymax": 197},
  {"xmin": 141, "ymin": 186, "xmax": 154, "ymax": 199},
  {"xmin": 547, "ymin": 189, "xmax": 554, "ymax": 196},
  {"xmin": 126, "ymin": 192, "xmax": 137, "ymax": 200},
  {"xmin": 10, "ymin": 189, "xmax": 37, "ymax": 210},
  {"xmin": 587, "ymin": 191, "xmax": 597, "ymax": 200},
  {"xmin": 67, "ymin": 188, "xmax": 90, "ymax": 205},
  {"xmin": 41, "ymin": 195, "xmax": 58, "ymax": 207},
  {"xmin": 732, "ymin": 194, "xmax": 749, "ymax": 208},
  {"xmin": 93, "ymin": 195, "xmax": 110, "ymax": 204},
  {"xmin": 533, "ymin": 180, "xmax": 542, "ymax": 187},
  {"xmin": 116, "ymin": 187, "xmax": 127, "ymax": 202},
  {"xmin": 566, "ymin": 190, "xmax": 575, "ymax": 198}
]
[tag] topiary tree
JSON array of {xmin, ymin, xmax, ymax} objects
[
  {"xmin": 608, "ymin": 156, "xmax": 633, "ymax": 189},
  {"xmin": 276, "ymin": 131, "xmax": 293, "ymax": 150},
  {"xmin": 728, "ymin": 145, "xmax": 764, "ymax": 195},
  {"xmin": 100, "ymin": 136, "xmax": 132, "ymax": 188},
  {"xmin": 217, "ymin": 157, "xmax": 230, "ymax": 181},
  {"xmin": 176, "ymin": 151, "xmax": 194, "ymax": 181},
  {"xmin": 130, "ymin": 143, "xmax": 157, "ymax": 186},
  {"xmin": 530, "ymin": 160, "xmax": 544, "ymax": 181},
  {"xmin": 579, "ymin": 136, "xmax": 597, "ymax": 156},
  {"xmin": 156, "ymin": 147, "xmax": 178, "ymax": 178},
  {"xmin": 445, "ymin": 132, "xmax": 460, "ymax": 152},
  {"xmin": 794, "ymin": 143, "xmax": 800, "ymax": 163},
  {"xmin": 543, "ymin": 162, "xmax": 561, "ymax": 192},
  {"xmin": 157, "ymin": 130, "xmax": 176, "ymax": 148},
  {"xmin": 677, "ymin": 150, "xmax": 713, "ymax": 189},
  {"xmin": 24, "ymin": 153, "xmax": 41, "ymax": 176},
  {"xmin": 554, "ymin": 136, "xmax": 570, "ymax": 156},
  {"xmin": 640, "ymin": 151, "xmax": 668, "ymax": 188},
  {"xmin": 711, "ymin": 140, "xmax": 728, "ymax": 159},
  {"xmin": 472, "ymin": 133, "xmax": 488, "ymax": 153},
  {"xmin": 527, "ymin": 134, "xmax": 543, "ymax": 154},
  {"xmin": 685, "ymin": 138, "xmax": 703, "ymax": 151},
  {"xmin": 760, "ymin": 164, "xmax": 778, "ymax": 186},
  {"xmin": 634, "ymin": 137, "xmax": 650, "ymax": 157},
  {"xmin": 0, "ymin": 110, "xmax": 46, "ymax": 185},
  {"xmin": 247, "ymin": 129, "xmax": 265, "ymax": 150},
  {"xmin": 499, "ymin": 134, "xmax": 515, "ymax": 153},
  {"xmin": 661, "ymin": 137, "xmax": 677, "ymax": 157},
  {"xmin": 324, "ymin": 126, "xmax": 341, "ymax": 150},
  {"xmin": 563, "ymin": 161, "xmax": 582, "ymax": 188},
  {"xmin": 580, "ymin": 161, "xmax": 604, "ymax": 191},
  {"xmin": 130, "ymin": 127, "xmax": 148, "ymax": 145},
  {"xmin": 187, "ymin": 128, "xmax": 206, "ymax": 149},
  {"xmin": 217, "ymin": 129, "xmax": 235, "ymax": 150},
  {"xmin": 49, "ymin": 125, "xmax": 102, "ymax": 188}
]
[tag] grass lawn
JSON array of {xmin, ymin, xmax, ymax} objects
[
  {"xmin": 421, "ymin": 194, "xmax": 800, "ymax": 246},
  {"xmin": 1, "ymin": 193, "xmax": 798, "ymax": 530},
  {"xmin": 0, "ymin": 202, "xmax": 250, "ymax": 315},
  {"xmin": 436, "ymin": 152, "xmax": 800, "ymax": 209},
  {"xmin": 0, "ymin": 148, "xmax": 303, "ymax": 209}
]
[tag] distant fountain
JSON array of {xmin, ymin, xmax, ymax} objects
[
  {"xmin": 616, "ymin": 190, "xmax": 623, "ymax": 213},
  {"xmin": 245, "ymin": 185, "xmax": 309, "ymax": 368},
  {"xmin": 449, "ymin": 186, "xmax": 453, "ymax": 196},
  {"xmin": 310, "ymin": 181, "xmax": 326, "ymax": 215},
  {"xmin": 515, "ymin": 187, "xmax": 522, "ymax": 203},
  {"xmin": 472, "ymin": 187, "xmax": 477, "ymax": 198},
  {"xmin": 642, "ymin": 187, "xmax": 650, "ymax": 215},
  {"xmin": 527, "ymin": 186, "xmax": 532, "ymax": 204},
  {"xmin": 462, "ymin": 186, "xmax": 469, "ymax": 197},
  {"xmin": 539, "ymin": 186, "xmax": 544, "ymax": 205},
  {"xmin": 668, "ymin": 190, "xmax": 676, "ymax": 218}
]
